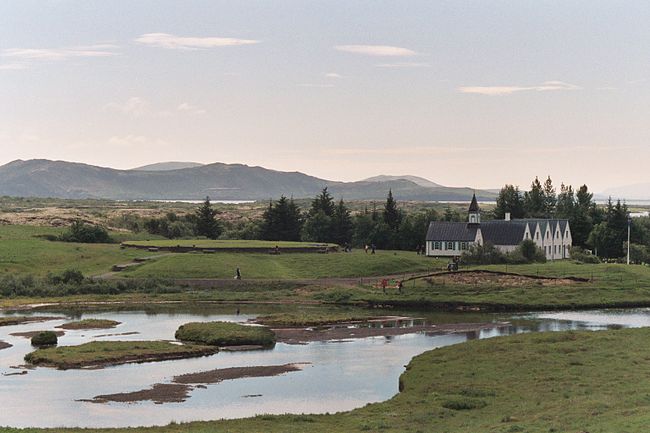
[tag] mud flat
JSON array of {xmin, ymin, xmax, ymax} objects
[
  {"xmin": 0, "ymin": 341, "xmax": 12, "ymax": 350},
  {"xmin": 0, "ymin": 316, "xmax": 65, "ymax": 327},
  {"xmin": 10, "ymin": 330, "xmax": 65, "ymax": 339},
  {"xmin": 57, "ymin": 319, "xmax": 121, "ymax": 330},
  {"xmin": 84, "ymin": 363, "xmax": 306, "ymax": 404}
]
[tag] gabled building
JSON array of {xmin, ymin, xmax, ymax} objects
[{"xmin": 425, "ymin": 194, "xmax": 571, "ymax": 260}]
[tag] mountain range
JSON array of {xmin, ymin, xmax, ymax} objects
[{"xmin": 0, "ymin": 159, "xmax": 496, "ymax": 201}]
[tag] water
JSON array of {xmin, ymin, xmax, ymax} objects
[{"xmin": 0, "ymin": 306, "xmax": 648, "ymax": 428}]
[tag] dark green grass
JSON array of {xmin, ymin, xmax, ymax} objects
[
  {"xmin": 9, "ymin": 328, "xmax": 650, "ymax": 432},
  {"xmin": 57, "ymin": 319, "xmax": 120, "ymax": 329},
  {"xmin": 175, "ymin": 322, "xmax": 276, "ymax": 347}
]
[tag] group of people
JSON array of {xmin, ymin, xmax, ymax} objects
[
  {"xmin": 364, "ymin": 244, "xmax": 377, "ymax": 254},
  {"xmin": 415, "ymin": 244, "xmax": 426, "ymax": 255},
  {"xmin": 380, "ymin": 278, "xmax": 404, "ymax": 294}
]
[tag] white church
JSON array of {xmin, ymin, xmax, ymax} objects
[{"xmin": 425, "ymin": 194, "xmax": 572, "ymax": 260}]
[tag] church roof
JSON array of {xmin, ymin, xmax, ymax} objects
[
  {"xmin": 479, "ymin": 221, "xmax": 528, "ymax": 246},
  {"xmin": 468, "ymin": 193, "xmax": 479, "ymax": 212},
  {"xmin": 426, "ymin": 222, "xmax": 478, "ymax": 242}
]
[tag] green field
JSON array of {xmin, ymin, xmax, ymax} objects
[
  {"xmin": 0, "ymin": 225, "xmax": 159, "ymax": 276},
  {"xmin": 122, "ymin": 249, "xmax": 437, "ymax": 279},
  {"xmin": 123, "ymin": 239, "xmax": 336, "ymax": 248},
  {"xmin": 7, "ymin": 327, "xmax": 650, "ymax": 432}
]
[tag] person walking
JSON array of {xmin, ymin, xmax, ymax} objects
[
  {"xmin": 235, "ymin": 267, "xmax": 242, "ymax": 280},
  {"xmin": 364, "ymin": 244, "xmax": 369, "ymax": 254},
  {"xmin": 371, "ymin": 244, "xmax": 376, "ymax": 254}
]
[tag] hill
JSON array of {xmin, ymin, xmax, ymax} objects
[
  {"xmin": 599, "ymin": 183, "xmax": 650, "ymax": 201},
  {"xmin": 363, "ymin": 174, "xmax": 442, "ymax": 188},
  {"xmin": 131, "ymin": 162, "xmax": 205, "ymax": 171},
  {"xmin": 0, "ymin": 159, "xmax": 496, "ymax": 201}
]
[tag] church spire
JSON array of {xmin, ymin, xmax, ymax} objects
[{"xmin": 468, "ymin": 193, "xmax": 480, "ymax": 224}]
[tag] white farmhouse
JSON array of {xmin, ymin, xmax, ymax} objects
[{"xmin": 425, "ymin": 194, "xmax": 572, "ymax": 260}]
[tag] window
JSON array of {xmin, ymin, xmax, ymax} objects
[
  {"xmin": 536, "ymin": 232, "xmax": 539, "ymax": 240},
  {"xmin": 434, "ymin": 241, "xmax": 441, "ymax": 250},
  {"xmin": 460, "ymin": 242, "xmax": 468, "ymax": 250},
  {"xmin": 446, "ymin": 241, "xmax": 454, "ymax": 250}
]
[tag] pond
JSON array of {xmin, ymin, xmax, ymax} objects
[{"xmin": 0, "ymin": 305, "xmax": 648, "ymax": 428}]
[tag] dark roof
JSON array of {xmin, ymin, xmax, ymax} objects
[
  {"xmin": 480, "ymin": 221, "xmax": 528, "ymax": 246},
  {"xmin": 468, "ymin": 193, "xmax": 479, "ymax": 212},
  {"xmin": 426, "ymin": 221, "xmax": 478, "ymax": 242}
]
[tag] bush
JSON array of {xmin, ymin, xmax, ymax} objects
[
  {"xmin": 175, "ymin": 321, "xmax": 276, "ymax": 347},
  {"xmin": 441, "ymin": 397, "xmax": 487, "ymax": 410},
  {"xmin": 47, "ymin": 269, "xmax": 84, "ymax": 285},
  {"xmin": 570, "ymin": 246, "xmax": 600, "ymax": 264},
  {"xmin": 461, "ymin": 243, "xmax": 508, "ymax": 265},
  {"xmin": 58, "ymin": 220, "xmax": 112, "ymax": 243},
  {"xmin": 31, "ymin": 331, "xmax": 58, "ymax": 347},
  {"xmin": 509, "ymin": 240, "xmax": 546, "ymax": 264}
]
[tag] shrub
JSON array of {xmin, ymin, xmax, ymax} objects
[
  {"xmin": 441, "ymin": 397, "xmax": 487, "ymax": 410},
  {"xmin": 461, "ymin": 242, "xmax": 507, "ymax": 265},
  {"xmin": 31, "ymin": 331, "xmax": 58, "ymax": 347},
  {"xmin": 570, "ymin": 246, "xmax": 600, "ymax": 264},
  {"xmin": 509, "ymin": 240, "xmax": 546, "ymax": 264},
  {"xmin": 58, "ymin": 220, "xmax": 112, "ymax": 243}
]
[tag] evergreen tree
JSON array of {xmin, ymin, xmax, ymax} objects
[
  {"xmin": 556, "ymin": 183, "xmax": 575, "ymax": 218},
  {"xmin": 443, "ymin": 205, "xmax": 461, "ymax": 222},
  {"xmin": 523, "ymin": 177, "xmax": 545, "ymax": 217},
  {"xmin": 383, "ymin": 189, "xmax": 401, "ymax": 231},
  {"xmin": 542, "ymin": 176, "xmax": 556, "ymax": 217},
  {"xmin": 494, "ymin": 185, "xmax": 525, "ymax": 219},
  {"xmin": 195, "ymin": 197, "xmax": 222, "ymax": 239},
  {"xmin": 309, "ymin": 187, "xmax": 335, "ymax": 217},
  {"xmin": 260, "ymin": 196, "xmax": 302, "ymax": 241},
  {"xmin": 331, "ymin": 199, "xmax": 353, "ymax": 245}
]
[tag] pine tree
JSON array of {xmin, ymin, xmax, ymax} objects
[
  {"xmin": 494, "ymin": 185, "xmax": 525, "ymax": 219},
  {"xmin": 383, "ymin": 189, "xmax": 401, "ymax": 231},
  {"xmin": 309, "ymin": 187, "xmax": 335, "ymax": 217},
  {"xmin": 542, "ymin": 176, "xmax": 556, "ymax": 217},
  {"xmin": 331, "ymin": 199, "xmax": 353, "ymax": 245},
  {"xmin": 195, "ymin": 197, "xmax": 222, "ymax": 239},
  {"xmin": 523, "ymin": 177, "xmax": 545, "ymax": 217},
  {"xmin": 556, "ymin": 183, "xmax": 575, "ymax": 218}
]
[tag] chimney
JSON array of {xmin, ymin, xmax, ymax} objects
[{"xmin": 505, "ymin": 212, "xmax": 511, "ymax": 221}]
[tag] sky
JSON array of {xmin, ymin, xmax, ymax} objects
[{"xmin": 0, "ymin": 0, "xmax": 649, "ymax": 192}]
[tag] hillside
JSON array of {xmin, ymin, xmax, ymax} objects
[
  {"xmin": 363, "ymin": 175, "xmax": 442, "ymax": 188},
  {"xmin": 0, "ymin": 159, "xmax": 496, "ymax": 201},
  {"xmin": 131, "ymin": 162, "xmax": 205, "ymax": 171}
]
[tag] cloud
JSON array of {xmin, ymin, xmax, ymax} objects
[
  {"xmin": 107, "ymin": 135, "xmax": 168, "ymax": 148},
  {"xmin": 177, "ymin": 102, "xmax": 207, "ymax": 115},
  {"xmin": 135, "ymin": 33, "xmax": 259, "ymax": 50},
  {"xmin": 0, "ymin": 63, "xmax": 27, "ymax": 70},
  {"xmin": 459, "ymin": 81, "xmax": 581, "ymax": 96},
  {"xmin": 375, "ymin": 62, "xmax": 431, "ymax": 68},
  {"xmin": 297, "ymin": 83, "xmax": 335, "ymax": 88},
  {"xmin": 105, "ymin": 97, "xmax": 151, "ymax": 117},
  {"xmin": 334, "ymin": 45, "xmax": 417, "ymax": 57},
  {"xmin": 325, "ymin": 72, "xmax": 342, "ymax": 79},
  {"xmin": 2, "ymin": 44, "xmax": 118, "ymax": 61}
]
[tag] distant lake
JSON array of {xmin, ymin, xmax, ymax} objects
[{"xmin": 148, "ymin": 200, "xmax": 255, "ymax": 204}]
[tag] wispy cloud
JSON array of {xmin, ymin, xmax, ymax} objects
[
  {"xmin": 177, "ymin": 102, "xmax": 206, "ymax": 115},
  {"xmin": 375, "ymin": 62, "xmax": 430, "ymax": 68},
  {"xmin": 0, "ymin": 63, "xmax": 27, "ymax": 70},
  {"xmin": 325, "ymin": 72, "xmax": 342, "ymax": 79},
  {"xmin": 3, "ymin": 44, "xmax": 118, "ymax": 61},
  {"xmin": 297, "ymin": 83, "xmax": 335, "ymax": 88},
  {"xmin": 105, "ymin": 97, "xmax": 151, "ymax": 117},
  {"xmin": 459, "ymin": 81, "xmax": 581, "ymax": 96},
  {"xmin": 135, "ymin": 33, "xmax": 259, "ymax": 50},
  {"xmin": 334, "ymin": 45, "xmax": 417, "ymax": 57}
]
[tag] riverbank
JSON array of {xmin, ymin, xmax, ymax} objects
[{"xmin": 3, "ymin": 326, "xmax": 649, "ymax": 432}]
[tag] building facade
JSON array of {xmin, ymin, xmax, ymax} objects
[{"xmin": 425, "ymin": 194, "xmax": 572, "ymax": 260}]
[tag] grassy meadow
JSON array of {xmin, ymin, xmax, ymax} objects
[{"xmin": 7, "ymin": 327, "xmax": 650, "ymax": 432}]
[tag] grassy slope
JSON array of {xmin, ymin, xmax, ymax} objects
[
  {"xmin": 0, "ymin": 225, "xmax": 159, "ymax": 276},
  {"xmin": 7, "ymin": 328, "xmax": 650, "ymax": 432},
  {"xmin": 123, "ymin": 249, "xmax": 438, "ymax": 279}
]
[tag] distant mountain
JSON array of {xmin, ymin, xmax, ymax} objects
[
  {"xmin": 363, "ymin": 175, "xmax": 442, "ymax": 188},
  {"xmin": 0, "ymin": 159, "xmax": 497, "ymax": 201},
  {"xmin": 599, "ymin": 183, "xmax": 650, "ymax": 201},
  {"xmin": 131, "ymin": 161, "xmax": 205, "ymax": 171}
]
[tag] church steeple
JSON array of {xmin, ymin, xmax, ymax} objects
[{"xmin": 468, "ymin": 193, "xmax": 480, "ymax": 224}]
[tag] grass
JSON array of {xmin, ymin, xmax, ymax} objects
[
  {"xmin": 9, "ymin": 327, "xmax": 650, "ymax": 432},
  {"xmin": 23, "ymin": 341, "xmax": 217, "ymax": 369},
  {"xmin": 175, "ymin": 321, "xmax": 276, "ymax": 347},
  {"xmin": 0, "ymin": 225, "xmax": 159, "ymax": 276},
  {"xmin": 123, "ymin": 239, "xmax": 337, "ymax": 248},
  {"xmin": 57, "ymin": 319, "xmax": 120, "ymax": 329},
  {"xmin": 123, "ymin": 249, "xmax": 438, "ymax": 279}
]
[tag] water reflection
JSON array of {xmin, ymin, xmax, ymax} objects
[{"xmin": 0, "ymin": 306, "xmax": 649, "ymax": 428}]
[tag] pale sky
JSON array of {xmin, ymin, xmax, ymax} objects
[{"xmin": 1, "ymin": 0, "xmax": 649, "ymax": 191}]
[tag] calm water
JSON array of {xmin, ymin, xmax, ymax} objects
[{"xmin": 0, "ymin": 306, "xmax": 647, "ymax": 428}]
